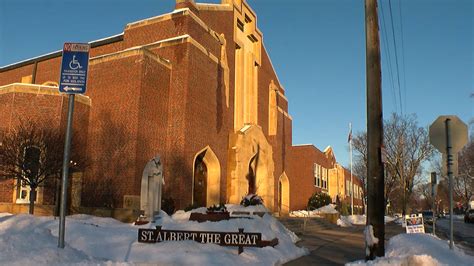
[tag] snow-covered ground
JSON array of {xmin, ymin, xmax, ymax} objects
[
  {"xmin": 347, "ymin": 233, "xmax": 474, "ymax": 265},
  {"xmin": 289, "ymin": 203, "xmax": 338, "ymax": 217},
  {"xmin": 0, "ymin": 205, "xmax": 308, "ymax": 265},
  {"xmin": 338, "ymin": 215, "xmax": 397, "ymax": 227}
]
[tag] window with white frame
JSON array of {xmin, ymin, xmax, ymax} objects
[
  {"xmin": 346, "ymin": 180, "xmax": 350, "ymax": 196},
  {"xmin": 16, "ymin": 146, "xmax": 41, "ymax": 204},
  {"xmin": 322, "ymin": 168, "xmax": 328, "ymax": 189},
  {"xmin": 314, "ymin": 163, "xmax": 321, "ymax": 187}
]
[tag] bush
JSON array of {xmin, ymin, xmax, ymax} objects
[
  {"xmin": 161, "ymin": 197, "xmax": 175, "ymax": 215},
  {"xmin": 307, "ymin": 192, "xmax": 332, "ymax": 210},
  {"xmin": 240, "ymin": 194, "xmax": 264, "ymax": 207},
  {"xmin": 340, "ymin": 202, "xmax": 350, "ymax": 216}
]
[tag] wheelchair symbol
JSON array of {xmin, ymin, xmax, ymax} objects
[{"xmin": 69, "ymin": 55, "xmax": 82, "ymax": 70}]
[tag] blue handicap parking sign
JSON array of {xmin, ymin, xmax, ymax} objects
[{"xmin": 59, "ymin": 43, "xmax": 90, "ymax": 94}]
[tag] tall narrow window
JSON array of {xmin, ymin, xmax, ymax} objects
[
  {"xmin": 268, "ymin": 81, "xmax": 278, "ymax": 135},
  {"xmin": 233, "ymin": 7, "xmax": 261, "ymax": 131},
  {"xmin": 314, "ymin": 163, "xmax": 322, "ymax": 187},
  {"xmin": 17, "ymin": 146, "xmax": 41, "ymax": 203}
]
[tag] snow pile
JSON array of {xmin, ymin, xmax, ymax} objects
[
  {"xmin": 317, "ymin": 204, "xmax": 338, "ymax": 214},
  {"xmin": 289, "ymin": 204, "xmax": 338, "ymax": 217},
  {"xmin": 0, "ymin": 208, "xmax": 307, "ymax": 265},
  {"xmin": 348, "ymin": 233, "xmax": 474, "ymax": 265},
  {"xmin": 338, "ymin": 215, "xmax": 366, "ymax": 226},
  {"xmin": 337, "ymin": 217, "xmax": 352, "ymax": 227},
  {"xmin": 337, "ymin": 215, "xmax": 397, "ymax": 227},
  {"xmin": 363, "ymin": 225, "xmax": 379, "ymax": 257},
  {"xmin": 0, "ymin": 214, "xmax": 101, "ymax": 265}
]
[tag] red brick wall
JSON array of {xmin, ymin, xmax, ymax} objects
[
  {"xmin": 287, "ymin": 145, "xmax": 336, "ymax": 211},
  {"xmin": 0, "ymin": 180, "xmax": 14, "ymax": 203},
  {"xmin": 0, "ymin": 64, "xmax": 35, "ymax": 86},
  {"xmin": 80, "ymin": 53, "xmax": 147, "ymax": 208},
  {"xmin": 0, "ymin": 90, "xmax": 89, "ymax": 203}
]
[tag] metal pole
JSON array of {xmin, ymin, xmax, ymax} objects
[
  {"xmin": 350, "ymin": 123, "xmax": 354, "ymax": 216},
  {"xmin": 445, "ymin": 118, "xmax": 454, "ymax": 250},
  {"xmin": 58, "ymin": 94, "xmax": 75, "ymax": 248},
  {"xmin": 431, "ymin": 172, "xmax": 436, "ymax": 236},
  {"xmin": 365, "ymin": 0, "xmax": 385, "ymax": 259}
]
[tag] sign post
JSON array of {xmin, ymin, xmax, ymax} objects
[
  {"xmin": 58, "ymin": 43, "xmax": 90, "ymax": 248},
  {"xmin": 429, "ymin": 115, "xmax": 468, "ymax": 250},
  {"xmin": 431, "ymin": 172, "xmax": 437, "ymax": 236}
]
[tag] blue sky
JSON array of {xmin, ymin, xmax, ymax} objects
[{"xmin": 1, "ymin": 0, "xmax": 472, "ymax": 167}]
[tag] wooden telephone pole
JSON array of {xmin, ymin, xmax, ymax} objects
[{"xmin": 365, "ymin": 0, "xmax": 385, "ymax": 260}]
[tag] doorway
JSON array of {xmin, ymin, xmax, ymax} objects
[
  {"xmin": 192, "ymin": 146, "xmax": 221, "ymax": 207},
  {"xmin": 193, "ymin": 151, "xmax": 207, "ymax": 207}
]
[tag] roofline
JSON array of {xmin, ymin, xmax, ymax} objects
[{"xmin": 0, "ymin": 33, "xmax": 124, "ymax": 73}]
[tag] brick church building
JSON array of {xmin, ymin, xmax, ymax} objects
[{"xmin": 0, "ymin": 0, "xmax": 362, "ymax": 220}]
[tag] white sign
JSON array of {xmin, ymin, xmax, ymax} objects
[{"xmin": 405, "ymin": 214, "xmax": 425, "ymax": 234}]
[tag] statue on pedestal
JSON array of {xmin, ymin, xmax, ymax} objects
[{"xmin": 140, "ymin": 155, "xmax": 164, "ymax": 222}]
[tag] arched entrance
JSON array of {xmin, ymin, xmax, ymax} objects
[
  {"xmin": 247, "ymin": 152, "xmax": 258, "ymax": 194},
  {"xmin": 192, "ymin": 146, "xmax": 221, "ymax": 207},
  {"xmin": 228, "ymin": 125, "xmax": 274, "ymax": 210},
  {"xmin": 279, "ymin": 172, "xmax": 290, "ymax": 215}
]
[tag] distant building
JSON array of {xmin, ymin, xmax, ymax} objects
[
  {"xmin": 0, "ymin": 0, "xmax": 363, "ymax": 220},
  {"xmin": 287, "ymin": 144, "xmax": 364, "ymax": 213}
]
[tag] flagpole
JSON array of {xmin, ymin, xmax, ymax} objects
[{"xmin": 350, "ymin": 123, "xmax": 354, "ymax": 216}]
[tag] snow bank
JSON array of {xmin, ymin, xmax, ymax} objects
[
  {"xmin": 290, "ymin": 204, "xmax": 338, "ymax": 217},
  {"xmin": 337, "ymin": 218, "xmax": 352, "ymax": 227},
  {"xmin": 0, "ymin": 209, "xmax": 307, "ymax": 265},
  {"xmin": 317, "ymin": 204, "xmax": 338, "ymax": 214},
  {"xmin": 347, "ymin": 233, "xmax": 474, "ymax": 265},
  {"xmin": 337, "ymin": 215, "xmax": 397, "ymax": 227}
]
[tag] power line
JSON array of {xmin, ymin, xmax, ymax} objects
[
  {"xmin": 388, "ymin": 0, "xmax": 404, "ymax": 115},
  {"xmin": 379, "ymin": 1, "xmax": 399, "ymax": 114},
  {"xmin": 398, "ymin": 0, "xmax": 407, "ymax": 114}
]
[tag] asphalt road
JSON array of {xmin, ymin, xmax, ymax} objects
[
  {"xmin": 284, "ymin": 222, "xmax": 404, "ymax": 266},
  {"xmin": 431, "ymin": 217, "xmax": 474, "ymax": 255}
]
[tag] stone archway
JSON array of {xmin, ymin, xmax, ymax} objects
[
  {"xmin": 192, "ymin": 146, "xmax": 221, "ymax": 207},
  {"xmin": 228, "ymin": 125, "xmax": 274, "ymax": 210},
  {"xmin": 279, "ymin": 172, "xmax": 290, "ymax": 216}
]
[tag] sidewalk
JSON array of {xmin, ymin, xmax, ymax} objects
[{"xmin": 282, "ymin": 219, "xmax": 404, "ymax": 266}]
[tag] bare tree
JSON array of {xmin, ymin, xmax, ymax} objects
[
  {"xmin": 455, "ymin": 141, "xmax": 474, "ymax": 206},
  {"xmin": 384, "ymin": 114, "xmax": 434, "ymax": 215},
  {"xmin": 0, "ymin": 121, "xmax": 85, "ymax": 214},
  {"xmin": 352, "ymin": 113, "xmax": 434, "ymax": 214}
]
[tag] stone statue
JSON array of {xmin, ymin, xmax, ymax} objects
[{"xmin": 140, "ymin": 155, "xmax": 164, "ymax": 222}]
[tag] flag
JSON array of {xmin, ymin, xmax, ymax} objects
[{"xmin": 347, "ymin": 123, "xmax": 352, "ymax": 143}]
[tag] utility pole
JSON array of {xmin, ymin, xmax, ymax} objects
[{"xmin": 365, "ymin": 0, "xmax": 385, "ymax": 260}]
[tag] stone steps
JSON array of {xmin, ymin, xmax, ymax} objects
[{"xmin": 277, "ymin": 217, "xmax": 337, "ymax": 235}]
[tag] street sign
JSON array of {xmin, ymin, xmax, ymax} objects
[
  {"xmin": 59, "ymin": 43, "xmax": 90, "ymax": 94},
  {"xmin": 429, "ymin": 115, "xmax": 468, "ymax": 153}
]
